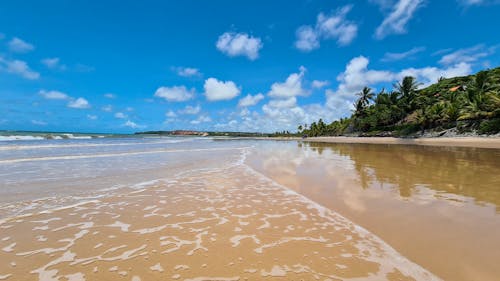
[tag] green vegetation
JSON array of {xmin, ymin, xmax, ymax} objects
[{"xmin": 298, "ymin": 67, "xmax": 500, "ymax": 137}]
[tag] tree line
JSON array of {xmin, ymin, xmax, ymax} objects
[{"xmin": 295, "ymin": 67, "xmax": 500, "ymax": 137}]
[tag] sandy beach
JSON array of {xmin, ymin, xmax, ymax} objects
[
  {"xmin": 0, "ymin": 139, "xmax": 439, "ymax": 280},
  {"xmin": 1, "ymin": 137, "xmax": 499, "ymax": 280}
]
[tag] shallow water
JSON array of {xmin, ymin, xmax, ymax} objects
[
  {"xmin": 247, "ymin": 141, "xmax": 500, "ymax": 281},
  {"xmin": 0, "ymin": 137, "xmax": 497, "ymax": 280}
]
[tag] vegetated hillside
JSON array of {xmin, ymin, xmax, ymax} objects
[{"xmin": 296, "ymin": 67, "xmax": 500, "ymax": 138}]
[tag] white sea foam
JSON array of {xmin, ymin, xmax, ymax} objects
[{"xmin": 0, "ymin": 147, "xmax": 246, "ymax": 164}]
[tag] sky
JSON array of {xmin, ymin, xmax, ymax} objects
[{"xmin": 1, "ymin": 0, "xmax": 499, "ymax": 133}]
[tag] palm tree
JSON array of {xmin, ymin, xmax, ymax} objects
[
  {"xmin": 353, "ymin": 98, "xmax": 366, "ymax": 117},
  {"xmin": 394, "ymin": 76, "xmax": 421, "ymax": 99},
  {"xmin": 356, "ymin": 87, "xmax": 375, "ymax": 107}
]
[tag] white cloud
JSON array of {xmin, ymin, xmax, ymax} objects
[
  {"xmin": 398, "ymin": 62, "xmax": 472, "ymax": 86},
  {"xmin": 154, "ymin": 86, "xmax": 195, "ymax": 102},
  {"xmin": 268, "ymin": 66, "xmax": 308, "ymax": 99},
  {"xmin": 0, "ymin": 57, "xmax": 40, "ymax": 80},
  {"xmin": 39, "ymin": 90, "xmax": 69, "ymax": 100},
  {"xmin": 8, "ymin": 37, "xmax": 34, "ymax": 53},
  {"xmin": 370, "ymin": 0, "xmax": 396, "ymax": 10},
  {"xmin": 31, "ymin": 120, "xmax": 47, "ymax": 126},
  {"xmin": 266, "ymin": 97, "xmax": 297, "ymax": 108},
  {"xmin": 216, "ymin": 32, "xmax": 263, "ymax": 60},
  {"xmin": 190, "ymin": 115, "xmax": 212, "ymax": 125},
  {"xmin": 312, "ymin": 80, "xmax": 329, "ymax": 89},
  {"xmin": 126, "ymin": 107, "xmax": 134, "ymax": 112},
  {"xmin": 114, "ymin": 112, "xmax": 127, "ymax": 119},
  {"xmin": 204, "ymin": 78, "xmax": 241, "ymax": 101},
  {"xmin": 174, "ymin": 67, "xmax": 201, "ymax": 77},
  {"xmin": 295, "ymin": 26, "xmax": 320, "ymax": 52},
  {"xmin": 41, "ymin": 57, "xmax": 66, "ymax": 70},
  {"xmin": 458, "ymin": 0, "xmax": 500, "ymax": 5},
  {"xmin": 375, "ymin": 0, "xmax": 424, "ymax": 39},
  {"xmin": 104, "ymin": 93, "xmax": 116, "ymax": 99},
  {"xmin": 87, "ymin": 114, "xmax": 98, "ymax": 120},
  {"xmin": 179, "ymin": 105, "xmax": 201, "ymax": 115},
  {"xmin": 102, "ymin": 105, "xmax": 113, "ymax": 112},
  {"xmin": 238, "ymin": 93, "xmax": 265, "ymax": 107},
  {"xmin": 124, "ymin": 120, "xmax": 143, "ymax": 129},
  {"xmin": 67, "ymin": 97, "xmax": 90, "ymax": 109},
  {"xmin": 325, "ymin": 55, "xmax": 473, "ymax": 118},
  {"xmin": 439, "ymin": 45, "xmax": 496, "ymax": 65},
  {"xmin": 381, "ymin": 46, "xmax": 426, "ymax": 61},
  {"xmin": 165, "ymin": 110, "xmax": 177, "ymax": 118},
  {"xmin": 295, "ymin": 5, "xmax": 358, "ymax": 52}
]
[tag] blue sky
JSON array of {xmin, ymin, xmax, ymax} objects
[{"xmin": 0, "ymin": 0, "xmax": 499, "ymax": 133}]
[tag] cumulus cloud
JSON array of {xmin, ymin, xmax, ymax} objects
[
  {"xmin": 375, "ymin": 0, "xmax": 424, "ymax": 39},
  {"xmin": 238, "ymin": 93, "xmax": 265, "ymax": 107},
  {"xmin": 124, "ymin": 120, "xmax": 143, "ymax": 129},
  {"xmin": 266, "ymin": 97, "xmax": 297, "ymax": 109},
  {"xmin": 173, "ymin": 67, "xmax": 201, "ymax": 77},
  {"xmin": 381, "ymin": 46, "xmax": 426, "ymax": 61},
  {"xmin": 216, "ymin": 32, "xmax": 263, "ymax": 60},
  {"xmin": 295, "ymin": 26, "xmax": 320, "ymax": 52},
  {"xmin": 87, "ymin": 114, "xmax": 98, "ymax": 120},
  {"xmin": 0, "ymin": 57, "xmax": 40, "ymax": 80},
  {"xmin": 165, "ymin": 110, "xmax": 177, "ymax": 118},
  {"xmin": 114, "ymin": 112, "xmax": 127, "ymax": 119},
  {"xmin": 398, "ymin": 63, "xmax": 472, "ymax": 85},
  {"xmin": 154, "ymin": 86, "xmax": 195, "ymax": 102},
  {"xmin": 312, "ymin": 80, "xmax": 329, "ymax": 89},
  {"xmin": 204, "ymin": 78, "xmax": 241, "ymax": 101},
  {"xmin": 104, "ymin": 93, "xmax": 116, "ymax": 99},
  {"xmin": 179, "ymin": 105, "xmax": 201, "ymax": 115},
  {"xmin": 41, "ymin": 57, "xmax": 67, "ymax": 70},
  {"xmin": 39, "ymin": 90, "xmax": 69, "ymax": 100},
  {"xmin": 67, "ymin": 97, "xmax": 90, "ymax": 109},
  {"xmin": 295, "ymin": 5, "xmax": 358, "ymax": 52},
  {"xmin": 268, "ymin": 66, "xmax": 308, "ymax": 99},
  {"xmin": 8, "ymin": 37, "xmax": 34, "ymax": 53},
  {"xmin": 325, "ymin": 55, "xmax": 473, "ymax": 117}
]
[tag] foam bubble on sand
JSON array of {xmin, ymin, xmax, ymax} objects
[
  {"xmin": 261, "ymin": 265, "xmax": 287, "ymax": 277},
  {"xmin": 131, "ymin": 276, "xmax": 141, "ymax": 281},
  {"xmin": 174, "ymin": 264, "xmax": 189, "ymax": 271},
  {"xmin": 184, "ymin": 277, "xmax": 240, "ymax": 281},
  {"xmin": 149, "ymin": 263, "xmax": 164, "ymax": 272},
  {"xmin": 2, "ymin": 242, "xmax": 16, "ymax": 253},
  {"xmin": 65, "ymin": 272, "xmax": 85, "ymax": 281},
  {"xmin": 230, "ymin": 235, "xmax": 260, "ymax": 247},
  {"xmin": 108, "ymin": 221, "xmax": 130, "ymax": 232},
  {"xmin": 31, "ymin": 250, "xmax": 76, "ymax": 281}
]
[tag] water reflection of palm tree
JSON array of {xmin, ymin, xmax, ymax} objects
[{"xmin": 305, "ymin": 142, "xmax": 500, "ymax": 211}]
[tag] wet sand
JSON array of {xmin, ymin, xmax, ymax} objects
[
  {"xmin": 0, "ymin": 159, "xmax": 437, "ymax": 280},
  {"xmin": 304, "ymin": 136, "xmax": 500, "ymax": 149},
  {"xmin": 248, "ymin": 141, "xmax": 500, "ymax": 281}
]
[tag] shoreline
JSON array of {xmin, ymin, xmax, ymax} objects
[{"xmin": 239, "ymin": 136, "xmax": 500, "ymax": 149}]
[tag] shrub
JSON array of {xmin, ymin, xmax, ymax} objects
[{"xmin": 478, "ymin": 118, "xmax": 500, "ymax": 135}]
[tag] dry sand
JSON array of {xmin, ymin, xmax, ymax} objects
[{"xmin": 250, "ymin": 136, "xmax": 500, "ymax": 149}]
